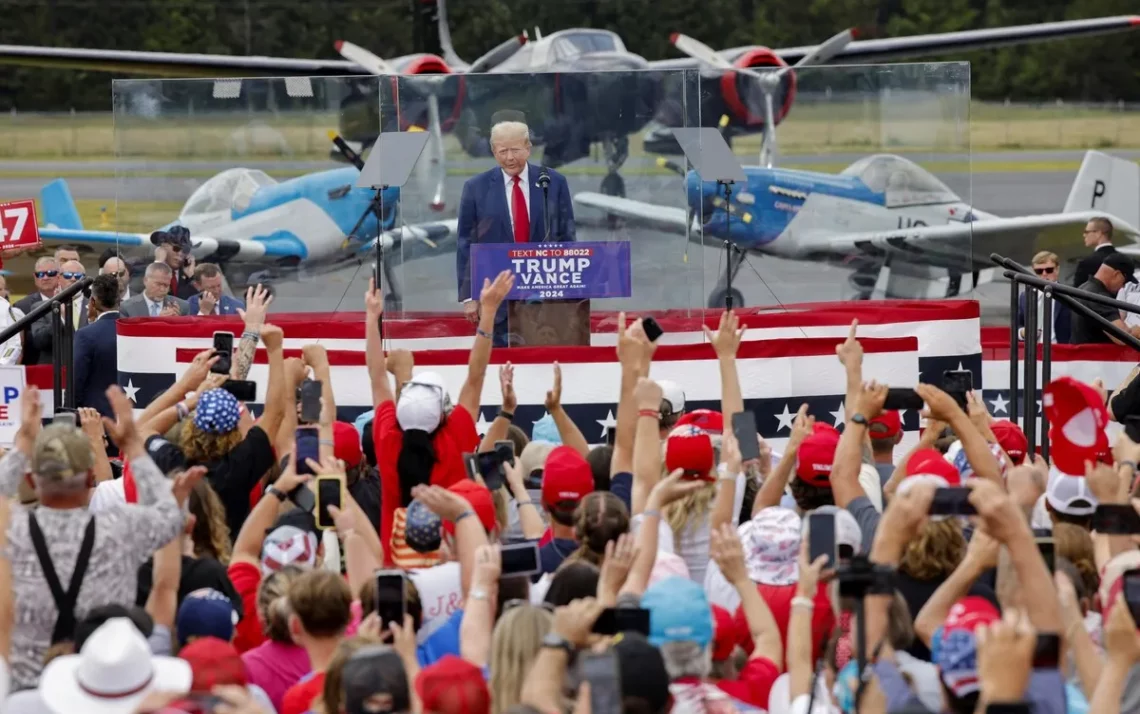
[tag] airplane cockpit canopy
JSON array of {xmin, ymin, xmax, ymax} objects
[
  {"xmin": 554, "ymin": 30, "xmax": 626, "ymax": 58},
  {"xmin": 841, "ymin": 154, "xmax": 960, "ymax": 208},
  {"xmin": 181, "ymin": 168, "xmax": 277, "ymax": 217}
]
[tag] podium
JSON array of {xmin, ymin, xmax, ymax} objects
[{"xmin": 470, "ymin": 241, "xmax": 632, "ymax": 347}]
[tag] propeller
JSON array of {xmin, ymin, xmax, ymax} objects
[
  {"xmin": 670, "ymin": 28, "xmax": 857, "ymax": 168},
  {"xmin": 467, "ymin": 33, "xmax": 528, "ymax": 73},
  {"xmin": 334, "ymin": 40, "xmax": 397, "ymax": 75}
]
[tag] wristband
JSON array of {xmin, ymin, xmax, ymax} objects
[
  {"xmin": 476, "ymin": 327, "xmax": 493, "ymax": 340},
  {"xmin": 455, "ymin": 509, "xmax": 476, "ymax": 525},
  {"xmin": 498, "ymin": 409, "xmax": 514, "ymax": 421},
  {"xmin": 241, "ymin": 330, "xmax": 260, "ymax": 341},
  {"xmin": 175, "ymin": 402, "xmax": 189, "ymax": 421},
  {"xmin": 517, "ymin": 500, "xmax": 537, "ymax": 508},
  {"xmin": 638, "ymin": 409, "xmax": 660, "ymax": 419},
  {"xmin": 642, "ymin": 509, "xmax": 661, "ymax": 520},
  {"xmin": 319, "ymin": 439, "xmax": 334, "ymax": 447},
  {"xmin": 1120, "ymin": 460, "xmax": 1138, "ymax": 472},
  {"xmin": 791, "ymin": 596, "xmax": 815, "ymax": 610}
]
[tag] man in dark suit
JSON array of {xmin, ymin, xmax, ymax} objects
[
  {"xmin": 14, "ymin": 256, "xmax": 61, "ymax": 365},
  {"xmin": 1072, "ymin": 216, "xmax": 1116, "ymax": 287},
  {"xmin": 456, "ymin": 119, "xmax": 576, "ymax": 346},
  {"xmin": 151, "ymin": 225, "xmax": 198, "ymax": 301},
  {"xmin": 1018, "ymin": 250, "xmax": 1072, "ymax": 343},
  {"xmin": 187, "ymin": 262, "xmax": 245, "ymax": 316},
  {"xmin": 119, "ymin": 263, "xmax": 191, "ymax": 317},
  {"xmin": 73, "ymin": 274, "xmax": 121, "ymax": 417}
]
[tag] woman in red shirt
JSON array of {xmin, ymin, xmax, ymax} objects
[{"xmin": 365, "ymin": 272, "xmax": 513, "ymax": 564}]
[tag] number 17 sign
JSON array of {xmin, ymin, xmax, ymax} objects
[{"xmin": 0, "ymin": 200, "xmax": 40, "ymax": 250}]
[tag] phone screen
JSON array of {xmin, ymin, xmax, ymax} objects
[
  {"xmin": 592, "ymin": 607, "xmax": 651, "ymax": 636},
  {"xmin": 808, "ymin": 512, "xmax": 837, "ymax": 568},
  {"xmin": 500, "ymin": 542, "xmax": 540, "ymax": 576},
  {"xmin": 1093, "ymin": 504, "xmax": 1140, "ymax": 535},
  {"xmin": 942, "ymin": 369, "xmax": 973, "ymax": 409},
  {"xmin": 296, "ymin": 428, "xmax": 320, "ymax": 476},
  {"xmin": 883, "ymin": 388, "xmax": 924, "ymax": 411},
  {"xmin": 316, "ymin": 477, "xmax": 342, "ymax": 529},
  {"xmin": 494, "ymin": 440, "xmax": 515, "ymax": 465},
  {"xmin": 642, "ymin": 316, "xmax": 664, "ymax": 342},
  {"xmin": 300, "ymin": 379, "xmax": 323, "ymax": 423},
  {"xmin": 731, "ymin": 411, "xmax": 760, "ymax": 462},
  {"xmin": 221, "ymin": 379, "xmax": 257, "ymax": 402},
  {"xmin": 577, "ymin": 652, "xmax": 622, "ymax": 714},
  {"xmin": 929, "ymin": 487, "xmax": 978, "ymax": 516},
  {"xmin": 211, "ymin": 331, "xmax": 234, "ymax": 374},
  {"xmin": 375, "ymin": 571, "xmax": 407, "ymax": 629},
  {"xmin": 1036, "ymin": 538, "xmax": 1055, "ymax": 573},
  {"xmin": 476, "ymin": 452, "xmax": 505, "ymax": 492}
]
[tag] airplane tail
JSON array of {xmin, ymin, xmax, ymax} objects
[
  {"xmin": 1063, "ymin": 151, "xmax": 1140, "ymax": 231},
  {"xmin": 40, "ymin": 179, "xmax": 83, "ymax": 230}
]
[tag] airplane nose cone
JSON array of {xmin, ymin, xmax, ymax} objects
[{"xmin": 685, "ymin": 170, "xmax": 720, "ymax": 221}]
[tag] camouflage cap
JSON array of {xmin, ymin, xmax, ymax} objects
[{"xmin": 33, "ymin": 424, "xmax": 95, "ymax": 481}]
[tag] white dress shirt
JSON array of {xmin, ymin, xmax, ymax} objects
[
  {"xmin": 501, "ymin": 164, "xmax": 531, "ymax": 234},
  {"xmin": 1021, "ymin": 291, "xmax": 1062, "ymax": 343}
]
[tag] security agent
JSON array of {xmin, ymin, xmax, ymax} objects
[
  {"xmin": 1070, "ymin": 251, "xmax": 1140, "ymax": 345},
  {"xmin": 1072, "ymin": 216, "xmax": 1116, "ymax": 288},
  {"xmin": 455, "ymin": 118, "xmax": 576, "ymax": 346}
]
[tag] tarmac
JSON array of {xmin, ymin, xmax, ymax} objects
[{"xmin": 0, "ymin": 149, "xmax": 1128, "ymax": 321}]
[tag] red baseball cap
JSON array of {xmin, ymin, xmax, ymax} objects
[
  {"xmin": 795, "ymin": 429, "xmax": 840, "ymax": 487},
  {"xmin": 332, "ymin": 421, "xmax": 363, "ymax": 468},
  {"xmin": 442, "ymin": 480, "xmax": 496, "ymax": 536},
  {"xmin": 989, "ymin": 420, "xmax": 1028, "ymax": 465},
  {"xmin": 178, "ymin": 637, "xmax": 247, "ymax": 692},
  {"xmin": 415, "ymin": 655, "xmax": 491, "ymax": 714},
  {"xmin": 541, "ymin": 445, "xmax": 594, "ymax": 509},
  {"xmin": 905, "ymin": 447, "xmax": 961, "ymax": 487},
  {"xmin": 1044, "ymin": 377, "xmax": 1109, "ymax": 476},
  {"xmin": 868, "ymin": 411, "xmax": 902, "ymax": 439},
  {"xmin": 665, "ymin": 425, "xmax": 715, "ymax": 480},
  {"xmin": 710, "ymin": 605, "xmax": 736, "ymax": 662},
  {"xmin": 675, "ymin": 409, "xmax": 724, "ymax": 435}
]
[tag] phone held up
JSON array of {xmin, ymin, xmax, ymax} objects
[
  {"xmin": 374, "ymin": 569, "xmax": 408, "ymax": 630},
  {"xmin": 299, "ymin": 379, "xmax": 323, "ymax": 424},
  {"xmin": 210, "ymin": 331, "xmax": 234, "ymax": 375},
  {"xmin": 315, "ymin": 474, "xmax": 344, "ymax": 530}
]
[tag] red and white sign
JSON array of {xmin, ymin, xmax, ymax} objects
[{"xmin": 0, "ymin": 200, "xmax": 40, "ymax": 250}]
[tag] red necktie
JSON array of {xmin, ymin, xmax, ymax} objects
[
  {"xmin": 511, "ymin": 175, "xmax": 529, "ymax": 244},
  {"xmin": 170, "ymin": 273, "xmax": 178, "ymax": 296}
]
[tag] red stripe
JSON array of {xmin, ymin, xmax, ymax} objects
[
  {"xmin": 175, "ymin": 336, "xmax": 917, "ymax": 367},
  {"xmin": 982, "ymin": 342, "xmax": 1140, "ymax": 363},
  {"xmin": 25, "ymin": 365, "xmax": 55, "ymax": 390},
  {"xmin": 118, "ymin": 301, "xmax": 978, "ymax": 340}
]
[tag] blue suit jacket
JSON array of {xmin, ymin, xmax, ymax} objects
[
  {"xmin": 455, "ymin": 163, "xmax": 576, "ymax": 301},
  {"xmin": 188, "ymin": 294, "xmax": 245, "ymax": 316},
  {"xmin": 1018, "ymin": 290, "xmax": 1072, "ymax": 344},
  {"xmin": 73, "ymin": 312, "xmax": 120, "ymax": 417}
]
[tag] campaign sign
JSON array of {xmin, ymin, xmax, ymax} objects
[
  {"xmin": 471, "ymin": 241, "xmax": 632, "ymax": 300},
  {"xmin": 0, "ymin": 367, "xmax": 26, "ymax": 446},
  {"xmin": 0, "ymin": 200, "xmax": 40, "ymax": 250}
]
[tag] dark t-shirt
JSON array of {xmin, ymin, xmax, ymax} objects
[
  {"xmin": 1069, "ymin": 278, "xmax": 1121, "ymax": 344},
  {"xmin": 348, "ymin": 467, "xmax": 382, "ymax": 535},
  {"xmin": 539, "ymin": 538, "xmax": 579, "ymax": 576},
  {"xmin": 203, "ymin": 426, "xmax": 277, "ymax": 542},
  {"xmin": 136, "ymin": 555, "xmax": 244, "ymax": 618}
]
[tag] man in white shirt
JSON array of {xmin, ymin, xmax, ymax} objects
[{"xmin": 1018, "ymin": 250, "xmax": 1072, "ymax": 344}]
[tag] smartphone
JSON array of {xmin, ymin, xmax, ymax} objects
[
  {"xmin": 52, "ymin": 410, "xmax": 77, "ymax": 428},
  {"xmin": 942, "ymin": 369, "xmax": 973, "ymax": 409},
  {"xmin": 463, "ymin": 452, "xmax": 479, "ymax": 481},
  {"xmin": 315, "ymin": 475, "xmax": 343, "ymax": 530},
  {"xmin": 883, "ymin": 388, "xmax": 924, "ymax": 411},
  {"xmin": 476, "ymin": 450, "xmax": 505, "ymax": 492},
  {"xmin": 221, "ymin": 379, "xmax": 257, "ymax": 402},
  {"xmin": 1033, "ymin": 633, "xmax": 1061, "ymax": 669},
  {"xmin": 299, "ymin": 379, "xmax": 322, "ymax": 424},
  {"xmin": 1036, "ymin": 537, "xmax": 1056, "ymax": 573},
  {"xmin": 642, "ymin": 316, "xmax": 664, "ymax": 342},
  {"xmin": 494, "ymin": 440, "xmax": 516, "ymax": 465},
  {"xmin": 295, "ymin": 427, "xmax": 320, "ymax": 476},
  {"xmin": 592, "ymin": 607, "xmax": 651, "ymax": 636},
  {"xmin": 210, "ymin": 331, "xmax": 234, "ymax": 375},
  {"xmin": 1093, "ymin": 504, "xmax": 1140, "ymax": 535},
  {"xmin": 375, "ymin": 570, "xmax": 407, "ymax": 629},
  {"xmin": 577, "ymin": 652, "xmax": 622, "ymax": 714},
  {"xmin": 732, "ymin": 411, "xmax": 761, "ymax": 462},
  {"xmin": 929, "ymin": 487, "xmax": 978, "ymax": 516},
  {"xmin": 289, "ymin": 482, "xmax": 315, "ymax": 513},
  {"xmin": 808, "ymin": 512, "xmax": 838, "ymax": 568},
  {"xmin": 500, "ymin": 542, "xmax": 541, "ymax": 576}
]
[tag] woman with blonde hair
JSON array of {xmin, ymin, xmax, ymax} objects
[
  {"xmin": 489, "ymin": 604, "xmax": 553, "ymax": 714},
  {"xmin": 241, "ymin": 565, "xmax": 311, "ymax": 712}
]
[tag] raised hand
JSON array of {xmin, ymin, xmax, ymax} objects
[
  {"xmin": 597, "ymin": 533, "xmax": 639, "ymax": 603},
  {"xmin": 172, "ymin": 465, "xmax": 207, "ymax": 507},
  {"xmin": 633, "ymin": 376, "xmax": 662, "ymax": 412},
  {"xmin": 365, "ymin": 277, "xmax": 384, "ymax": 315},
  {"xmin": 387, "ymin": 349, "xmax": 414, "ymax": 380},
  {"xmin": 788, "ymin": 404, "xmax": 814, "ymax": 451},
  {"xmin": 259, "ymin": 323, "xmax": 284, "ymax": 351},
  {"xmin": 237, "ymin": 283, "xmax": 273, "ymax": 327},
  {"xmin": 915, "ymin": 382, "xmax": 964, "ymax": 423},
  {"xmin": 852, "ymin": 380, "xmax": 889, "ymax": 420},
  {"xmin": 836, "ymin": 319, "xmax": 863, "ymax": 368},
  {"xmin": 479, "ymin": 270, "xmax": 515, "ymax": 309},
  {"xmin": 500, "ymin": 362, "xmax": 517, "ymax": 413},
  {"xmin": 78, "ymin": 407, "xmax": 104, "ymax": 443},
  {"xmin": 709, "ymin": 523, "xmax": 748, "ymax": 584},
  {"xmin": 102, "ymin": 385, "xmax": 142, "ymax": 451},
  {"xmin": 177, "ymin": 349, "xmax": 219, "ymax": 392},
  {"xmin": 15, "ymin": 386, "xmax": 42, "ymax": 455},
  {"xmin": 704, "ymin": 309, "xmax": 745, "ymax": 358},
  {"xmin": 545, "ymin": 362, "xmax": 563, "ymax": 411},
  {"xmin": 616, "ymin": 312, "xmax": 656, "ymax": 371},
  {"xmin": 302, "ymin": 344, "xmax": 329, "ymax": 369}
]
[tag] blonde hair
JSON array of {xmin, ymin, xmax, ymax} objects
[
  {"xmin": 664, "ymin": 481, "xmax": 716, "ymax": 552},
  {"xmin": 258, "ymin": 565, "xmax": 305, "ymax": 643},
  {"xmin": 1053, "ymin": 522, "xmax": 1099, "ymax": 596},
  {"xmin": 181, "ymin": 418, "xmax": 243, "ymax": 465},
  {"xmin": 1032, "ymin": 251, "xmax": 1059, "ymax": 266},
  {"xmin": 189, "ymin": 479, "xmax": 231, "ymax": 564},
  {"xmin": 898, "ymin": 519, "xmax": 965, "ymax": 580},
  {"xmin": 489, "ymin": 605, "xmax": 552, "ymax": 714},
  {"xmin": 490, "ymin": 121, "xmax": 530, "ymax": 148}
]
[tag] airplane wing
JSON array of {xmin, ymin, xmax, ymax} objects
[
  {"xmin": 649, "ymin": 16, "xmax": 1139, "ymax": 69},
  {"xmin": 574, "ymin": 193, "xmax": 694, "ymax": 233},
  {"xmin": 0, "ymin": 45, "xmax": 366, "ymax": 77},
  {"xmin": 38, "ymin": 227, "xmax": 291, "ymax": 261},
  {"xmin": 367, "ymin": 219, "xmax": 459, "ymax": 260}
]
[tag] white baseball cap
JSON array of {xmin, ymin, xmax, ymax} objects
[
  {"xmin": 1045, "ymin": 466, "xmax": 1099, "ymax": 516},
  {"xmin": 658, "ymin": 379, "xmax": 685, "ymax": 416},
  {"xmin": 396, "ymin": 371, "xmax": 447, "ymax": 432}
]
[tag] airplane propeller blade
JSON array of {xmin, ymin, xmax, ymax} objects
[
  {"xmin": 655, "ymin": 156, "xmax": 684, "ymax": 177},
  {"xmin": 417, "ymin": 92, "xmax": 447, "ymax": 211},
  {"xmin": 334, "ymin": 40, "xmax": 396, "ymax": 75},
  {"xmin": 787, "ymin": 28, "xmax": 857, "ymax": 71},
  {"xmin": 328, "ymin": 131, "xmax": 365, "ymax": 170},
  {"xmin": 435, "ymin": 0, "xmax": 467, "ymax": 69},
  {"xmin": 670, "ymin": 33, "xmax": 735, "ymax": 72},
  {"xmin": 467, "ymin": 33, "xmax": 527, "ymax": 73},
  {"xmin": 759, "ymin": 92, "xmax": 778, "ymax": 168}
]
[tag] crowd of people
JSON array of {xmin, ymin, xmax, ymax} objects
[{"xmin": 0, "ymin": 253, "xmax": 1138, "ymax": 714}]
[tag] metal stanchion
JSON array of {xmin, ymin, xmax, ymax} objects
[
  {"xmin": 1023, "ymin": 287, "xmax": 1038, "ymax": 454},
  {"xmin": 50, "ymin": 305, "xmax": 63, "ymax": 411},
  {"xmin": 1009, "ymin": 277, "xmax": 1020, "ymax": 424},
  {"xmin": 1041, "ymin": 292, "xmax": 1053, "ymax": 462},
  {"xmin": 63, "ymin": 300, "xmax": 75, "ymax": 409}
]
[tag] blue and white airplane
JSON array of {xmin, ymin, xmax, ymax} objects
[{"xmin": 35, "ymin": 161, "xmax": 457, "ymax": 302}]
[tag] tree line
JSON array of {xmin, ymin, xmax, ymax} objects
[{"xmin": 0, "ymin": 0, "xmax": 1136, "ymax": 112}]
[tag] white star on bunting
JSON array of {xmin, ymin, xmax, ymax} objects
[
  {"xmin": 123, "ymin": 379, "xmax": 140, "ymax": 403},
  {"xmin": 474, "ymin": 411, "xmax": 493, "ymax": 437},
  {"xmin": 989, "ymin": 393, "xmax": 1009, "ymax": 415},
  {"xmin": 774, "ymin": 404, "xmax": 796, "ymax": 432},
  {"xmin": 596, "ymin": 410, "xmax": 617, "ymax": 439},
  {"xmin": 830, "ymin": 401, "xmax": 846, "ymax": 427}
]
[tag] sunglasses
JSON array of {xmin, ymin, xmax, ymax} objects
[
  {"xmin": 35, "ymin": 270, "xmax": 58, "ymax": 278},
  {"xmin": 61, "ymin": 272, "xmax": 85, "ymax": 280},
  {"xmin": 1033, "ymin": 266, "xmax": 1057, "ymax": 275},
  {"xmin": 162, "ymin": 243, "xmax": 183, "ymax": 253}
]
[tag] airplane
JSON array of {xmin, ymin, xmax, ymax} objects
[
  {"xmin": 0, "ymin": 1, "xmax": 1135, "ymax": 203},
  {"xmin": 573, "ymin": 114, "xmax": 1140, "ymax": 306},
  {"xmin": 32, "ymin": 145, "xmax": 456, "ymax": 309}
]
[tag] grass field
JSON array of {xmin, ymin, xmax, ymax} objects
[{"xmin": 1, "ymin": 99, "xmax": 1138, "ymax": 162}]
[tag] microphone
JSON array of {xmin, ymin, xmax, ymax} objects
[
  {"xmin": 537, "ymin": 166, "xmax": 551, "ymax": 189},
  {"xmin": 539, "ymin": 166, "xmax": 552, "ymax": 241}
]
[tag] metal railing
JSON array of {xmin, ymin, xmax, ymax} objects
[
  {"xmin": 0, "ymin": 277, "xmax": 94, "ymax": 411},
  {"xmin": 991, "ymin": 254, "xmax": 1140, "ymax": 460}
]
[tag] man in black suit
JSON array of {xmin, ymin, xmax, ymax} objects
[
  {"xmin": 13, "ymin": 256, "xmax": 60, "ymax": 365},
  {"xmin": 1018, "ymin": 251, "xmax": 1072, "ymax": 344},
  {"xmin": 1070, "ymin": 252, "xmax": 1140, "ymax": 345},
  {"xmin": 73, "ymin": 274, "xmax": 121, "ymax": 417},
  {"xmin": 1072, "ymin": 216, "xmax": 1116, "ymax": 287}
]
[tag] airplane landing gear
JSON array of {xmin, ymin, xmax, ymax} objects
[{"xmin": 707, "ymin": 245, "xmax": 747, "ymax": 309}]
